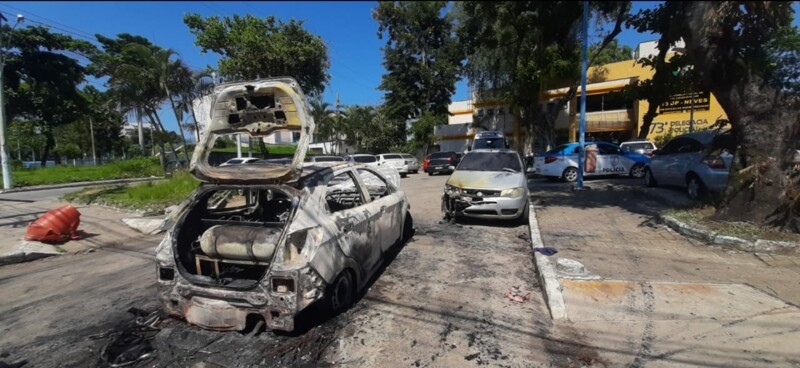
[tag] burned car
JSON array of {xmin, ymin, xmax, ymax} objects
[{"xmin": 155, "ymin": 78, "xmax": 414, "ymax": 332}]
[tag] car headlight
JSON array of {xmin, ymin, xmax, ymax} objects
[
  {"xmin": 500, "ymin": 187, "xmax": 525, "ymax": 198},
  {"xmin": 444, "ymin": 184, "xmax": 463, "ymax": 196}
]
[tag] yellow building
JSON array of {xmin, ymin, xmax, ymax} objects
[{"xmin": 437, "ymin": 40, "xmax": 729, "ymax": 153}]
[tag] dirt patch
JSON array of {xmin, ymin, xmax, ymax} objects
[{"xmin": 665, "ymin": 207, "xmax": 800, "ymax": 242}]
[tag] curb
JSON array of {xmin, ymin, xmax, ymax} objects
[
  {"xmin": 528, "ymin": 202, "xmax": 568, "ymax": 321},
  {"xmin": 657, "ymin": 215, "xmax": 800, "ymax": 254},
  {"xmin": 0, "ymin": 177, "xmax": 165, "ymax": 194}
]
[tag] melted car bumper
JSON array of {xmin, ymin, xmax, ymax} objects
[
  {"xmin": 158, "ymin": 266, "xmax": 325, "ymax": 332},
  {"xmin": 442, "ymin": 194, "xmax": 527, "ymax": 219}
]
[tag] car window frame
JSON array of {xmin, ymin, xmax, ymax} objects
[{"xmin": 322, "ymin": 168, "xmax": 370, "ymax": 214}]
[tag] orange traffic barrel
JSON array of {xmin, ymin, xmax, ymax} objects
[{"xmin": 25, "ymin": 205, "xmax": 82, "ymax": 244}]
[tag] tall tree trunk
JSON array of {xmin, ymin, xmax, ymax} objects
[
  {"xmin": 681, "ymin": 1, "xmax": 799, "ymax": 229},
  {"xmin": 165, "ymin": 89, "xmax": 192, "ymax": 164},
  {"xmin": 637, "ymin": 101, "xmax": 660, "ymax": 139},
  {"xmin": 40, "ymin": 128, "xmax": 56, "ymax": 168}
]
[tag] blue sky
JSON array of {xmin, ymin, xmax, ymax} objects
[{"xmin": 2, "ymin": 1, "xmax": 798, "ymax": 136}]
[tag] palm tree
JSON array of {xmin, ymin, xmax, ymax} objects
[
  {"xmin": 154, "ymin": 47, "xmax": 194, "ymax": 163},
  {"xmin": 309, "ymin": 96, "xmax": 345, "ymax": 154}
]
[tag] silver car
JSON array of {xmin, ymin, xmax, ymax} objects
[
  {"xmin": 644, "ymin": 130, "xmax": 735, "ymax": 200},
  {"xmin": 441, "ymin": 149, "xmax": 530, "ymax": 223},
  {"xmin": 156, "ymin": 78, "xmax": 414, "ymax": 333},
  {"xmin": 401, "ymin": 153, "xmax": 420, "ymax": 173}
]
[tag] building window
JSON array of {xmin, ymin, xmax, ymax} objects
[
  {"xmin": 477, "ymin": 109, "xmax": 485, "ymax": 117},
  {"xmin": 497, "ymin": 107, "xmax": 505, "ymax": 115},
  {"xmin": 585, "ymin": 92, "xmax": 633, "ymax": 113},
  {"xmin": 487, "ymin": 108, "xmax": 494, "ymax": 116},
  {"xmin": 292, "ymin": 132, "xmax": 301, "ymax": 143}
]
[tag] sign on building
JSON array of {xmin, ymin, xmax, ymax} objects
[{"xmin": 658, "ymin": 91, "xmax": 710, "ymax": 114}]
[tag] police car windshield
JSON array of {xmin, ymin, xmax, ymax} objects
[
  {"xmin": 457, "ymin": 152, "xmax": 521, "ymax": 172},
  {"xmin": 473, "ymin": 138, "xmax": 505, "ymax": 149}
]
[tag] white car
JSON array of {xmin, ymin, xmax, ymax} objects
[
  {"xmin": 531, "ymin": 142, "xmax": 652, "ymax": 182},
  {"xmin": 219, "ymin": 157, "xmax": 261, "ymax": 166},
  {"xmin": 345, "ymin": 154, "xmax": 381, "ymax": 169},
  {"xmin": 377, "ymin": 153, "xmax": 410, "ymax": 178},
  {"xmin": 401, "ymin": 154, "xmax": 420, "ymax": 174}
]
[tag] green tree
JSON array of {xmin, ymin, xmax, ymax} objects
[
  {"xmin": 456, "ymin": 1, "xmax": 631, "ymax": 152},
  {"xmin": 2, "ymin": 25, "xmax": 97, "ymax": 166},
  {"xmin": 373, "ymin": 1, "xmax": 463, "ymax": 124},
  {"xmin": 308, "ymin": 97, "xmax": 338, "ymax": 149},
  {"xmin": 183, "ymin": 14, "xmax": 331, "ymax": 96},
  {"xmin": 587, "ymin": 39, "xmax": 634, "ymax": 83},
  {"xmin": 629, "ymin": 1, "xmax": 800, "ymax": 230}
]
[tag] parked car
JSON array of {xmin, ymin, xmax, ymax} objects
[
  {"xmin": 309, "ymin": 155, "xmax": 345, "ymax": 162},
  {"xmin": 644, "ymin": 130, "xmax": 736, "ymax": 200},
  {"xmin": 531, "ymin": 142, "xmax": 651, "ymax": 182},
  {"xmin": 377, "ymin": 153, "xmax": 410, "ymax": 178},
  {"xmin": 345, "ymin": 154, "xmax": 381, "ymax": 169},
  {"xmin": 219, "ymin": 157, "xmax": 261, "ymax": 166},
  {"xmin": 156, "ymin": 78, "xmax": 414, "ymax": 333},
  {"xmin": 441, "ymin": 149, "xmax": 529, "ymax": 223},
  {"xmin": 471, "ymin": 130, "xmax": 508, "ymax": 151},
  {"xmin": 620, "ymin": 140, "xmax": 658, "ymax": 157},
  {"xmin": 426, "ymin": 151, "xmax": 460, "ymax": 176},
  {"xmin": 401, "ymin": 153, "xmax": 420, "ymax": 174}
]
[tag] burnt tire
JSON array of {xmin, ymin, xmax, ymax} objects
[
  {"xmin": 325, "ymin": 270, "xmax": 355, "ymax": 314},
  {"xmin": 403, "ymin": 212, "xmax": 415, "ymax": 241}
]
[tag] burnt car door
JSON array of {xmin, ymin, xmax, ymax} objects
[
  {"xmin": 354, "ymin": 167, "xmax": 403, "ymax": 253},
  {"xmin": 323, "ymin": 168, "xmax": 382, "ymax": 281}
]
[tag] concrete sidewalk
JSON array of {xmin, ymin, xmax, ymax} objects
[
  {"xmin": 0, "ymin": 199, "xmax": 163, "ymax": 267},
  {"xmin": 529, "ymin": 186, "xmax": 800, "ymax": 367}
]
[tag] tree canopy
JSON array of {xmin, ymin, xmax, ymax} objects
[
  {"xmin": 183, "ymin": 13, "xmax": 331, "ymax": 96},
  {"xmin": 373, "ymin": 1, "xmax": 462, "ymax": 122}
]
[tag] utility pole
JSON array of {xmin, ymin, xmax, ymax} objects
[
  {"xmin": 576, "ymin": 1, "xmax": 589, "ymax": 191},
  {"xmin": 89, "ymin": 116, "xmax": 97, "ymax": 166},
  {"xmin": 0, "ymin": 13, "xmax": 24, "ymax": 190},
  {"xmin": 335, "ymin": 92, "xmax": 341, "ymax": 155}
]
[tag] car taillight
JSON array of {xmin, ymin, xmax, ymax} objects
[
  {"xmin": 544, "ymin": 156, "xmax": 558, "ymax": 164},
  {"xmin": 702, "ymin": 154, "xmax": 727, "ymax": 169},
  {"xmin": 447, "ymin": 157, "xmax": 452, "ymax": 162}
]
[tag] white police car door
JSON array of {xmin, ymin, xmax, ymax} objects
[{"xmin": 596, "ymin": 143, "xmax": 628, "ymax": 175}]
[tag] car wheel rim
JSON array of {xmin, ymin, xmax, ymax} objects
[
  {"xmin": 331, "ymin": 273, "xmax": 352, "ymax": 310},
  {"xmin": 565, "ymin": 169, "xmax": 577, "ymax": 181},
  {"xmin": 632, "ymin": 165, "xmax": 645, "ymax": 178},
  {"xmin": 687, "ymin": 179, "xmax": 699, "ymax": 199}
]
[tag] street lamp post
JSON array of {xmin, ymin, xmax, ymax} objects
[
  {"xmin": 576, "ymin": 0, "xmax": 589, "ymax": 190},
  {"xmin": 0, "ymin": 13, "xmax": 24, "ymax": 190},
  {"xmin": 89, "ymin": 116, "xmax": 97, "ymax": 166}
]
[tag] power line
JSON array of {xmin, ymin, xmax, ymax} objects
[{"xmin": 0, "ymin": 3, "xmax": 97, "ymax": 40}]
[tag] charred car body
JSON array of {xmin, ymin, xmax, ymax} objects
[{"xmin": 155, "ymin": 78, "xmax": 413, "ymax": 332}]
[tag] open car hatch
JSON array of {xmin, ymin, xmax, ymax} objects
[{"xmin": 190, "ymin": 77, "xmax": 315, "ymax": 184}]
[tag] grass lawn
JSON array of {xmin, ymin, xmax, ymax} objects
[
  {"xmin": 663, "ymin": 207, "xmax": 800, "ymax": 243},
  {"xmin": 5, "ymin": 158, "xmax": 164, "ymax": 187},
  {"xmin": 63, "ymin": 170, "xmax": 199, "ymax": 214}
]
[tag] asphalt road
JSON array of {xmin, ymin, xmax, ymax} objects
[{"xmin": 0, "ymin": 172, "xmax": 588, "ymax": 368}]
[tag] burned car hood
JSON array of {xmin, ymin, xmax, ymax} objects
[
  {"xmin": 190, "ymin": 77, "xmax": 315, "ymax": 184},
  {"xmin": 446, "ymin": 170, "xmax": 525, "ymax": 190}
]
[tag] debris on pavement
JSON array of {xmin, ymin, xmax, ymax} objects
[
  {"xmin": 24, "ymin": 205, "xmax": 82, "ymax": 244},
  {"xmin": 94, "ymin": 308, "xmax": 162, "ymax": 367},
  {"xmin": 534, "ymin": 247, "xmax": 558, "ymax": 256},
  {"xmin": 504, "ymin": 286, "xmax": 532, "ymax": 303}
]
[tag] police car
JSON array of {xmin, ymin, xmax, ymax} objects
[{"xmin": 530, "ymin": 141, "xmax": 650, "ymax": 182}]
